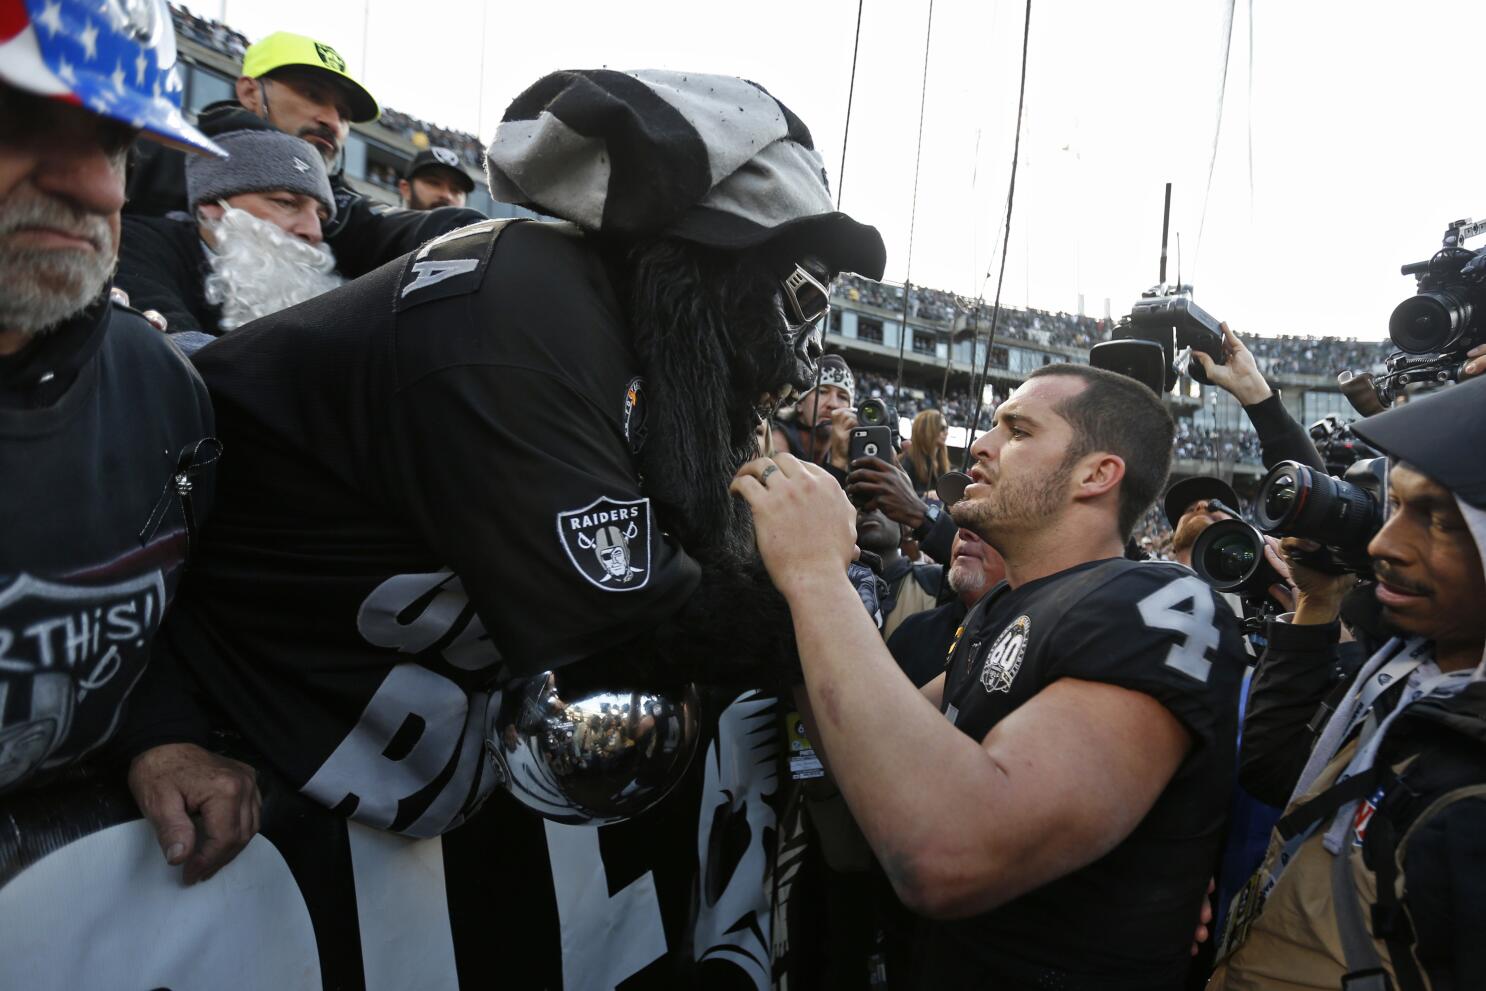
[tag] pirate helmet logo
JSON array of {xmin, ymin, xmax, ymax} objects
[
  {"xmin": 557, "ymin": 497, "xmax": 653, "ymax": 591},
  {"xmin": 432, "ymin": 147, "xmax": 460, "ymax": 168},
  {"xmin": 313, "ymin": 42, "xmax": 347, "ymax": 73}
]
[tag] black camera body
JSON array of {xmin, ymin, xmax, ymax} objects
[
  {"xmin": 1105, "ymin": 289, "xmax": 1226, "ymax": 392},
  {"xmin": 1341, "ymin": 217, "xmax": 1486, "ymax": 413},
  {"xmin": 1253, "ymin": 457, "xmax": 1388, "ymax": 574},
  {"xmin": 1307, "ymin": 414, "xmax": 1382, "ymax": 476},
  {"xmin": 1190, "ymin": 516, "xmax": 1284, "ymax": 600}
]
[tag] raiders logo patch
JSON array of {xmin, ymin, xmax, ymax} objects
[
  {"xmin": 557, "ymin": 497, "xmax": 652, "ymax": 591},
  {"xmin": 980, "ymin": 614, "xmax": 1030, "ymax": 694}
]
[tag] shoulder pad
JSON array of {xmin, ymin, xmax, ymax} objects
[{"xmin": 395, "ymin": 218, "xmax": 524, "ymax": 312}]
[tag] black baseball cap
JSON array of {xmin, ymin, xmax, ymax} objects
[
  {"xmin": 1163, "ymin": 476, "xmax": 1240, "ymax": 528},
  {"xmin": 1351, "ymin": 376, "xmax": 1486, "ymax": 509},
  {"xmin": 405, "ymin": 147, "xmax": 475, "ymax": 193}
]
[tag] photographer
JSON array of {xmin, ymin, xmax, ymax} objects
[
  {"xmin": 1191, "ymin": 323, "xmax": 1326, "ymax": 471},
  {"xmin": 1210, "ymin": 377, "xmax": 1486, "ymax": 991},
  {"xmin": 736, "ymin": 364, "xmax": 1246, "ymax": 989}
]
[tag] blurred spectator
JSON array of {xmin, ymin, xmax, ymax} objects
[
  {"xmin": 901, "ymin": 408, "xmax": 950, "ymax": 494},
  {"xmin": 771, "ymin": 354, "xmax": 854, "ymax": 465},
  {"xmin": 399, "ymin": 148, "xmax": 474, "ymax": 211},
  {"xmin": 855, "ymin": 506, "xmax": 941, "ymax": 641}
]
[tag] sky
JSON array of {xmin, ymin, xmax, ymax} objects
[{"xmin": 207, "ymin": 0, "xmax": 1486, "ymax": 342}]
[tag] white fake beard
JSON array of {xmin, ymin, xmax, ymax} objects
[{"xmin": 201, "ymin": 205, "xmax": 343, "ymax": 331}]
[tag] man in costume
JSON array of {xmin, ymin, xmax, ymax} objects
[{"xmin": 155, "ymin": 69, "xmax": 885, "ymax": 985}]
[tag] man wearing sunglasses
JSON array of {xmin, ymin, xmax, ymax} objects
[{"xmin": 150, "ymin": 69, "xmax": 885, "ymax": 983}]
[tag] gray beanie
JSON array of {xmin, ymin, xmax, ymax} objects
[{"xmin": 186, "ymin": 129, "xmax": 336, "ymax": 222}]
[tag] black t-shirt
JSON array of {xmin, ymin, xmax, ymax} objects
[
  {"xmin": 918, "ymin": 557, "xmax": 1244, "ymax": 990},
  {"xmin": 0, "ymin": 298, "xmax": 214, "ymax": 793},
  {"xmin": 164, "ymin": 220, "xmax": 701, "ymax": 836},
  {"xmin": 887, "ymin": 598, "xmax": 967, "ymax": 688}
]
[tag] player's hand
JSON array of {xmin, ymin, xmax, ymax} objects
[
  {"xmin": 732, "ymin": 453, "xmax": 858, "ymax": 601},
  {"xmin": 128, "ymin": 743, "xmax": 261, "ymax": 884},
  {"xmin": 1191, "ymin": 323, "xmax": 1273, "ymax": 406},
  {"xmin": 846, "ymin": 455, "xmax": 929, "ymax": 530},
  {"xmin": 1191, "ymin": 877, "xmax": 1215, "ymax": 956},
  {"xmin": 1463, "ymin": 341, "xmax": 1486, "ymax": 379},
  {"xmin": 827, "ymin": 407, "xmax": 858, "ymax": 468}
]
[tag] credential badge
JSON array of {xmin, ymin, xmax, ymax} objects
[
  {"xmin": 980, "ymin": 614, "xmax": 1031, "ymax": 694},
  {"xmin": 557, "ymin": 497, "xmax": 652, "ymax": 591}
]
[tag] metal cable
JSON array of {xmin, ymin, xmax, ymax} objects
[
  {"xmin": 893, "ymin": 0, "xmax": 936, "ymax": 398},
  {"xmin": 959, "ymin": 0, "xmax": 1033, "ymax": 470},
  {"xmin": 836, "ymin": 0, "xmax": 867, "ymax": 209}
]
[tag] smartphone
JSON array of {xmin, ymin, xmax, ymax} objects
[{"xmin": 849, "ymin": 425, "xmax": 896, "ymax": 464}]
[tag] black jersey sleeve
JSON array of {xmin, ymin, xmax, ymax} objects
[
  {"xmin": 1046, "ymin": 563, "xmax": 1245, "ymax": 750},
  {"xmin": 383, "ymin": 223, "xmax": 702, "ymax": 678}
]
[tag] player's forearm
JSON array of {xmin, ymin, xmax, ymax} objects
[{"xmin": 787, "ymin": 577, "xmax": 1005, "ymax": 901}]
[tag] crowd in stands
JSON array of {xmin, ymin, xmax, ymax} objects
[
  {"xmin": 833, "ymin": 273, "xmax": 1394, "ymax": 377},
  {"xmin": 170, "ymin": 3, "xmax": 248, "ymax": 58}
]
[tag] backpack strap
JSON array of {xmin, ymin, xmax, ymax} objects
[{"xmin": 1275, "ymin": 766, "xmax": 1385, "ymax": 842}]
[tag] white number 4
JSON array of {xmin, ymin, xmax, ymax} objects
[{"xmin": 1136, "ymin": 576, "xmax": 1219, "ymax": 683}]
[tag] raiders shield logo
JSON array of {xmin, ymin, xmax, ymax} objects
[
  {"xmin": 432, "ymin": 147, "xmax": 461, "ymax": 168},
  {"xmin": 980, "ymin": 614, "xmax": 1030, "ymax": 694},
  {"xmin": 314, "ymin": 42, "xmax": 347, "ymax": 72},
  {"xmin": 557, "ymin": 497, "xmax": 652, "ymax": 591}
]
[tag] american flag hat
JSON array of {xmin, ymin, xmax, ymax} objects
[{"xmin": 0, "ymin": 0, "xmax": 223, "ymax": 157}]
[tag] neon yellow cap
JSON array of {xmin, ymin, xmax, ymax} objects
[{"xmin": 242, "ymin": 32, "xmax": 379, "ymax": 123}]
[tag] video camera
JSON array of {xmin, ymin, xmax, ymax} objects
[
  {"xmin": 1308, "ymin": 414, "xmax": 1382, "ymax": 476},
  {"xmin": 1340, "ymin": 217, "xmax": 1486, "ymax": 413},
  {"xmin": 1092, "ymin": 286, "xmax": 1227, "ymax": 395}
]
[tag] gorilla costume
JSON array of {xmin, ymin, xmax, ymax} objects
[{"xmin": 139, "ymin": 69, "xmax": 886, "ymax": 984}]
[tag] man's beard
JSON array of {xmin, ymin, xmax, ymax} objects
[
  {"xmin": 1170, "ymin": 512, "xmax": 1217, "ymax": 560},
  {"xmin": 0, "ymin": 192, "xmax": 114, "ymax": 335},
  {"xmin": 950, "ymin": 456, "xmax": 1073, "ymax": 548},
  {"xmin": 201, "ymin": 206, "xmax": 343, "ymax": 331},
  {"xmin": 624, "ymin": 238, "xmax": 804, "ymax": 569},
  {"xmin": 948, "ymin": 557, "xmax": 988, "ymax": 598}
]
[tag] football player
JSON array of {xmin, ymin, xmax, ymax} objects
[{"xmin": 737, "ymin": 362, "xmax": 1246, "ymax": 989}]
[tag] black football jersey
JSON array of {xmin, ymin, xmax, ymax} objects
[
  {"xmin": 162, "ymin": 220, "xmax": 702, "ymax": 838},
  {"xmin": 920, "ymin": 557, "xmax": 1245, "ymax": 990}
]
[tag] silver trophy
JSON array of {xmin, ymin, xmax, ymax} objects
[{"xmin": 489, "ymin": 671, "xmax": 700, "ymax": 825}]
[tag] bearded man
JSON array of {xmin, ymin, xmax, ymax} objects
[
  {"xmin": 737, "ymin": 363, "xmax": 1246, "ymax": 989},
  {"xmin": 0, "ymin": 0, "xmax": 257, "ymax": 887},
  {"xmin": 117, "ymin": 126, "xmax": 343, "ymax": 352},
  {"xmin": 146, "ymin": 70, "xmax": 884, "ymax": 975}
]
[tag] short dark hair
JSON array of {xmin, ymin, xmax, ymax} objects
[{"xmin": 1026, "ymin": 364, "xmax": 1174, "ymax": 540}]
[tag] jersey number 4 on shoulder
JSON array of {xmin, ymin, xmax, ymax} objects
[{"xmin": 1135, "ymin": 575, "xmax": 1219, "ymax": 684}]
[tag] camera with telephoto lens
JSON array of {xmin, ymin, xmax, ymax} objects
[
  {"xmin": 1340, "ymin": 217, "xmax": 1486, "ymax": 414},
  {"xmin": 1098, "ymin": 287, "xmax": 1227, "ymax": 393},
  {"xmin": 1253, "ymin": 457, "xmax": 1388, "ymax": 574}
]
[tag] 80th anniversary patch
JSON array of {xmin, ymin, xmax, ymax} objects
[
  {"xmin": 556, "ymin": 497, "xmax": 652, "ymax": 591},
  {"xmin": 981, "ymin": 614, "xmax": 1031, "ymax": 694}
]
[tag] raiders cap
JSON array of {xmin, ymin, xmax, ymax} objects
[
  {"xmin": 1163, "ymin": 476, "xmax": 1240, "ymax": 528},
  {"xmin": 405, "ymin": 147, "xmax": 476, "ymax": 192},
  {"xmin": 1351, "ymin": 376, "xmax": 1486, "ymax": 509}
]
